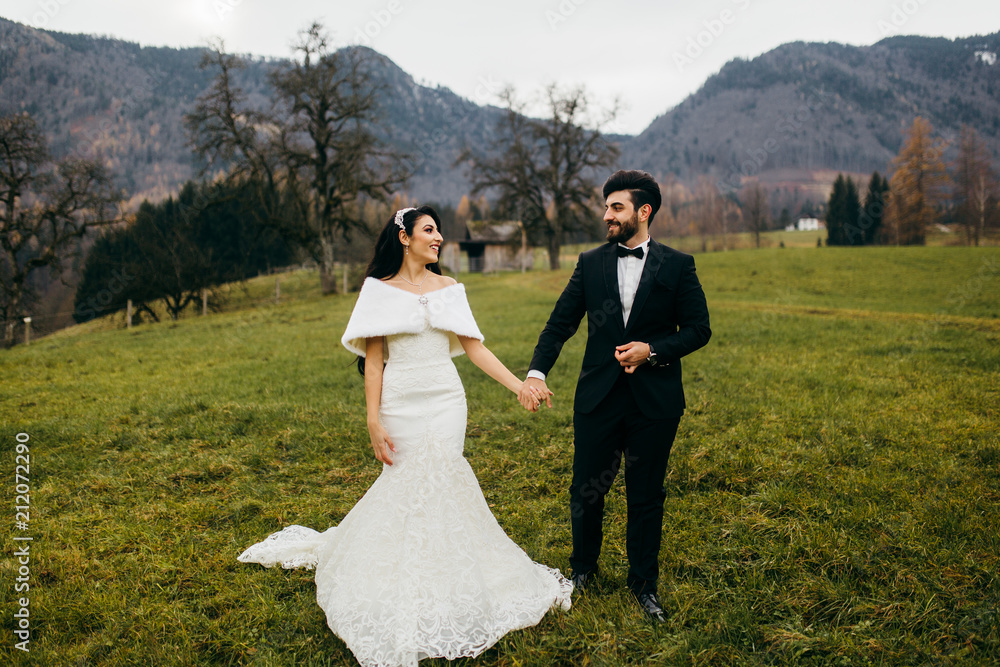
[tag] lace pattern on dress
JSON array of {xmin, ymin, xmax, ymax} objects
[{"xmin": 237, "ymin": 322, "xmax": 571, "ymax": 667}]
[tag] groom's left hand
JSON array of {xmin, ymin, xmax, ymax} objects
[{"xmin": 615, "ymin": 342, "xmax": 651, "ymax": 374}]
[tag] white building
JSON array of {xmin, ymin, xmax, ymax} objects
[{"xmin": 785, "ymin": 217, "xmax": 822, "ymax": 232}]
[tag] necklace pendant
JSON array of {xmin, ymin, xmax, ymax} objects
[{"xmin": 418, "ymin": 294, "xmax": 429, "ymax": 306}]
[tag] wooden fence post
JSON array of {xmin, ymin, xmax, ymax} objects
[
  {"xmin": 520, "ymin": 222, "xmax": 528, "ymax": 273},
  {"xmin": 127, "ymin": 300, "xmax": 133, "ymax": 329},
  {"xmin": 22, "ymin": 317, "xmax": 31, "ymax": 346},
  {"xmin": 275, "ymin": 277, "xmax": 280, "ymax": 304}
]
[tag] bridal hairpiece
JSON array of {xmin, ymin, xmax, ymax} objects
[{"xmin": 394, "ymin": 207, "xmax": 416, "ymax": 230}]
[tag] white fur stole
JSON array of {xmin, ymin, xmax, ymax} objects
[{"xmin": 341, "ymin": 277, "xmax": 484, "ymax": 358}]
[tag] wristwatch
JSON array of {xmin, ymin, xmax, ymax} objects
[{"xmin": 646, "ymin": 343, "xmax": 659, "ymax": 367}]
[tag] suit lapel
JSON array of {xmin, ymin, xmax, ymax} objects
[
  {"xmin": 624, "ymin": 240, "xmax": 664, "ymax": 336},
  {"xmin": 602, "ymin": 243, "xmax": 625, "ymax": 337}
]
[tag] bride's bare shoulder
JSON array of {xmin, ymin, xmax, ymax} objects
[{"xmin": 429, "ymin": 274, "xmax": 458, "ymax": 289}]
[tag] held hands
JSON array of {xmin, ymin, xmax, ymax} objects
[
  {"xmin": 615, "ymin": 341, "xmax": 651, "ymax": 374},
  {"xmin": 367, "ymin": 420, "xmax": 396, "ymax": 465},
  {"xmin": 518, "ymin": 377, "xmax": 553, "ymax": 412}
]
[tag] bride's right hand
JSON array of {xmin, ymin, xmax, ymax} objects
[{"xmin": 367, "ymin": 421, "xmax": 396, "ymax": 465}]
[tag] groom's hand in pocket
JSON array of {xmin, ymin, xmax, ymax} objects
[{"xmin": 519, "ymin": 377, "xmax": 553, "ymax": 411}]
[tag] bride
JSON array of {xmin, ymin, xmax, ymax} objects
[{"xmin": 237, "ymin": 206, "xmax": 572, "ymax": 666}]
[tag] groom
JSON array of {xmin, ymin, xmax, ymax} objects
[{"xmin": 521, "ymin": 169, "xmax": 711, "ymax": 622}]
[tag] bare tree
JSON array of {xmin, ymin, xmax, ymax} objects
[
  {"xmin": 743, "ymin": 180, "xmax": 770, "ymax": 248},
  {"xmin": 953, "ymin": 124, "xmax": 998, "ymax": 247},
  {"xmin": 455, "ymin": 195, "xmax": 472, "ymax": 230},
  {"xmin": 187, "ymin": 24, "xmax": 409, "ymax": 294},
  {"xmin": 0, "ymin": 113, "xmax": 120, "ymax": 347},
  {"xmin": 693, "ymin": 176, "xmax": 724, "ymax": 252},
  {"xmin": 723, "ymin": 200, "xmax": 743, "ymax": 250},
  {"xmin": 186, "ymin": 43, "xmax": 284, "ymax": 224},
  {"xmin": 658, "ymin": 177, "xmax": 694, "ymax": 241},
  {"xmin": 653, "ymin": 174, "xmax": 686, "ymax": 239},
  {"xmin": 461, "ymin": 85, "xmax": 619, "ymax": 269}
]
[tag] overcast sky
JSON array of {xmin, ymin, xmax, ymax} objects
[{"xmin": 5, "ymin": 0, "xmax": 998, "ymax": 134}]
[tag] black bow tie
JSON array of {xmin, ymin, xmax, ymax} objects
[{"xmin": 617, "ymin": 245, "xmax": 644, "ymax": 260}]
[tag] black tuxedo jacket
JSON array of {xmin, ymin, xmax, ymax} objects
[{"xmin": 529, "ymin": 239, "xmax": 711, "ymax": 419}]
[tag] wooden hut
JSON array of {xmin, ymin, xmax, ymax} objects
[{"xmin": 453, "ymin": 221, "xmax": 533, "ymax": 273}]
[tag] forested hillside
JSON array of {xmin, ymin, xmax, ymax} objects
[
  {"xmin": 623, "ymin": 34, "xmax": 1000, "ymax": 194},
  {"xmin": 2, "ymin": 18, "xmax": 997, "ymax": 205},
  {"xmin": 0, "ymin": 17, "xmax": 503, "ymax": 205}
]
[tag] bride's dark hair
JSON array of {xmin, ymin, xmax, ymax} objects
[
  {"xmin": 365, "ymin": 205, "xmax": 444, "ymax": 279},
  {"xmin": 357, "ymin": 205, "xmax": 444, "ymax": 375}
]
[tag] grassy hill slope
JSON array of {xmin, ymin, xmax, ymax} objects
[{"xmin": 2, "ymin": 247, "xmax": 998, "ymax": 665}]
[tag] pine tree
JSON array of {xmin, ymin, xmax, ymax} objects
[
  {"xmin": 842, "ymin": 176, "xmax": 862, "ymax": 246},
  {"xmin": 886, "ymin": 117, "xmax": 950, "ymax": 245},
  {"xmin": 825, "ymin": 174, "xmax": 846, "ymax": 246},
  {"xmin": 778, "ymin": 208, "xmax": 792, "ymax": 230},
  {"xmin": 858, "ymin": 172, "xmax": 890, "ymax": 245}
]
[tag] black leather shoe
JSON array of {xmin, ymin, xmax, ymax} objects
[
  {"xmin": 634, "ymin": 591, "xmax": 667, "ymax": 623},
  {"xmin": 570, "ymin": 570, "xmax": 595, "ymax": 592}
]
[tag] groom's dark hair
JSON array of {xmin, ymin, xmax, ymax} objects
[{"xmin": 603, "ymin": 170, "xmax": 661, "ymax": 223}]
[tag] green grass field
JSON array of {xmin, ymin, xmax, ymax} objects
[{"xmin": 2, "ymin": 246, "xmax": 998, "ymax": 665}]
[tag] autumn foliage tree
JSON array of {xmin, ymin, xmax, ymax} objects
[{"xmin": 885, "ymin": 117, "xmax": 951, "ymax": 245}]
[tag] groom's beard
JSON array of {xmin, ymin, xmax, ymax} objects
[{"xmin": 607, "ymin": 211, "xmax": 640, "ymax": 244}]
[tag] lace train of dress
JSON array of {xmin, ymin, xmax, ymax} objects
[{"xmin": 238, "ymin": 323, "xmax": 572, "ymax": 667}]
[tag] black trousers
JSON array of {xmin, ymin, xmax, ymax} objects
[{"xmin": 570, "ymin": 371, "xmax": 681, "ymax": 596}]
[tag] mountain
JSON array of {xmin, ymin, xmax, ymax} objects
[
  {"xmin": 3, "ymin": 17, "xmax": 999, "ymax": 209},
  {"xmin": 622, "ymin": 33, "xmax": 1000, "ymax": 196},
  {"xmin": 0, "ymin": 17, "xmax": 502, "ymax": 206},
  {"xmin": 0, "ymin": 17, "xmax": 263, "ymax": 205},
  {"xmin": 4, "ymin": 17, "xmax": 999, "ymax": 339},
  {"xmin": 353, "ymin": 48, "xmax": 506, "ymax": 204}
]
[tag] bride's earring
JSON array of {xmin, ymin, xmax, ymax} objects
[{"xmin": 404, "ymin": 245, "xmax": 409, "ymax": 255}]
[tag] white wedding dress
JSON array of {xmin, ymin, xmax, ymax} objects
[{"xmin": 238, "ymin": 279, "xmax": 572, "ymax": 667}]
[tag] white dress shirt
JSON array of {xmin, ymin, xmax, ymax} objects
[
  {"xmin": 528, "ymin": 236, "xmax": 650, "ymax": 382},
  {"xmin": 618, "ymin": 235, "xmax": 650, "ymax": 328}
]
